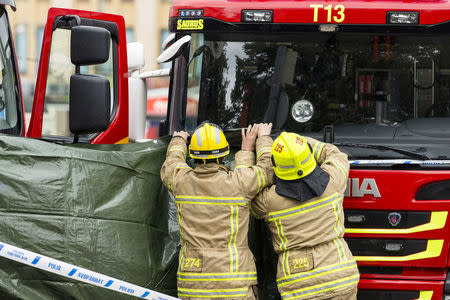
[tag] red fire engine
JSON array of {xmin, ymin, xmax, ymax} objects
[
  {"xmin": 2, "ymin": 0, "xmax": 450, "ymax": 298},
  {"xmin": 161, "ymin": 1, "xmax": 450, "ymax": 299}
]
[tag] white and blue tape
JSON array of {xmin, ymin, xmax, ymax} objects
[
  {"xmin": 350, "ymin": 159, "xmax": 450, "ymax": 166},
  {"xmin": 0, "ymin": 241, "xmax": 179, "ymax": 300}
]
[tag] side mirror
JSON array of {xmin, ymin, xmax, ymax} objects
[
  {"xmin": 69, "ymin": 25, "xmax": 112, "ymax": 142},
  {"xmin": 71, "ymin": 26, "xmax": 111, "ymax": 65},
  {"xmin": 69, "ymin": 74, "xmax": 110, "ymax": 134},
  {"xmin": 161, "ymin": 33, "xmax": 176, "ymax": 50},
  {"xmin": 157, "ymin": 35, "xmax": 191, "ymax": 64}
]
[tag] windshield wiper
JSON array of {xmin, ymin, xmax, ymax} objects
[{"xmin": 334, "ymin": 142, "xmax": 430, "ymax": 160}]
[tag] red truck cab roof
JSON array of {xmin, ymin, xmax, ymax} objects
[{"xmin": 170, "ymin": 0, "xmax": 450, "ymax": 25}]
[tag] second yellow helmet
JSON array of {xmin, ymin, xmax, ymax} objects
[{"xmin": 271, "ymin": 132, "xmax": 317, "ymax": 180}]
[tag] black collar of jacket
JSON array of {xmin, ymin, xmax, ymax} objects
[
  {"xmin": 194, "ymin": 163, "xmax": 230, "ymax": 174},
  {"xmin": 275, "ymin": 165, "xmax": 330, "ymax": 203}
]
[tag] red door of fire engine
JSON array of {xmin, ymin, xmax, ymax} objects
[{"xmin": 27, "ymin": 7, "xmax": 129, "ymax": 144}]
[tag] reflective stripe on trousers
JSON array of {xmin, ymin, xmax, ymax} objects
[
  {"xmin": 177, "ymin": 271, "xmax": 257, "ymax": 281},
  {"xmin": 277, "ymin": 260, "xmax": 357, "ymax": 287},
  {"xmin": 280, "ymin": 275, "xmax": 359, "ymax": 300},
  {"xmin": 178, "ymin": 287, "xmax": 250, "ymax": 298}
]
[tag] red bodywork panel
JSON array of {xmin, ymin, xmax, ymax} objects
[
  {"xmin": 170, "ymin": 0, "xmax": 450, "ymax": 25},
  {"xmin": 359, "ymin": 279, "xmax": 444, "ymax": 300},
  {"xmin": 345, "ymin": 170, "xmax": 450, "ymax": 279},
  {"xmin": 27, "ymin": 8, "xmax": 128, "ymax": 144}
]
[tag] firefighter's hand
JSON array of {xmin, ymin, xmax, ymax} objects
[
  {"xmin": 241, "ymin": 124, "xmax": 259, "ymax": 152},
  {"xmin": 257, "ymin": 123, "xmax": 272, "ymax": 137},
  {"xmin": 173, "ymin": 131, "xmax": 190, "ymax": 143}
]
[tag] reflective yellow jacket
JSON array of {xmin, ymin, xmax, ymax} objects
[
  {"xmin": 161, "ymin": 136, "xmax": 274, "ymax": 299},
  {"xmin": 251, "ymin": 137, "xmax": 359, "ymax": 300}
]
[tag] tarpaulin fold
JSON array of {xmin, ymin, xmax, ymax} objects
[{"xmin": 0, "ymin": 135, "xmax": 178, "ymax": 299}]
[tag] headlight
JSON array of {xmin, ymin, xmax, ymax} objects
[
  {"xmin": 291, "ymin": 100, "xmax": 314, "ymax": 123},
  {"xmin": 242, "ymin": 10, "xmax": 273, "ymax": 22},
  {"xmin": 386, "ymin": 11, "xmax": 419, "ymax": 24}
]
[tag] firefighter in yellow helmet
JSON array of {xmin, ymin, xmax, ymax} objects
[
  {"xmin": 161, "ymin": 122, "xmax": 274, "ymax": 299},
  {"xmin": 251, "ymin": 132, "xmax": 359, "ymax": 300}
]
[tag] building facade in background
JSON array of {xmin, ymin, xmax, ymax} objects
[{"xmin": 9, "ymin": 0, "xmax": 171, "ymax": 118}]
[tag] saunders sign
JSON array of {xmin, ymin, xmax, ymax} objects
[{"xmin": 177, "ymin": 19, "xmax": 204, "ymax": 30}]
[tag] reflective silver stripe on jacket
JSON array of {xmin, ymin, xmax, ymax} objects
[
  {"xmin": 332, "ymin": 201, "xmax": 346, "ymax": 261},
  {"xmin": 275, "ymin": 219, "xmax": 290, "ymax": 277},
  {"xmin": 257, "ymin": 147, "xmax": 271, "ymax": 159},
  {"xmin": 334, "ymin": 160, "xmax": 348, "ymax": 177},
  {"xmin": 254, "ymin": 166, "xmax": 264, "ymax": 193},
  {"xmin": 176, "ymin": 163, "xmax": 190, "ymax": 169},
  {"xmin": 277, "ymin": 260, "xmax": 357, "ymax": 286},
  {"xmin": 313, "ymin": 142, "xmax": 324, "ymax": 161},
  {"xmin": 169, "ymin": 146, "xmax": 185, "ymax": 153},
  {"xmin": 175, "ymin": 196, "xmax": 247, "ymax": 205},
  {"xmin": 268, "ymin": 193, "xmax": 342, "ymax": 221},
  {"xmin": 229, "ymin": 205, "xmax": 239, "ymax": 272}
]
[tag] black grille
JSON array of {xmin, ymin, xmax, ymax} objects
[
  {"xmin": 357, "ymin": 290, "xmax": 419, "ymax": 300},
  {"xmin": 345, "ymin": 238, "xmax": 427, "ymax": 256},
  {"xmin": 344, "ymin": 210, "xmax": 430, "ymax": 229}
]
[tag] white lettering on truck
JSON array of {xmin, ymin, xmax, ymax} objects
[{"xmin": 345, "ymin": 178, "xmax": 381, "ymax": 198}]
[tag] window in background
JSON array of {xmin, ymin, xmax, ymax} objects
[
  {"xmin": 15, "ymin": 24, "xmax": 27, "ymax": 74},
  {"xmin": 126, "ymin": 28, "xmax": 134, "ymax": 43},
  {"xmin": 36, "ymin": 25, "xmax": 44, "ymax": 72}
]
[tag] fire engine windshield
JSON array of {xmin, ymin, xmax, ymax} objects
[
  {"xmin": 185, "ymin": 32, "xmax": 450, "ymax": 159},
  {"xmin": 0, "ymin": 7, "xmax": 20, "ymax": 135}
]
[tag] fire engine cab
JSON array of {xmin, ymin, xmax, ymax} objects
[{"xmin": 161, "ymin": 1, "xmax": 450, "ymax": 299}]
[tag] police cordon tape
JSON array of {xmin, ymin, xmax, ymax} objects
[
  {"xmin": 0, "ymin": 241, "xmax": 179, "ymax": 300},
  {"xmin": 350, "ymin": 159, "xmax": 450, "ymax": 166}
]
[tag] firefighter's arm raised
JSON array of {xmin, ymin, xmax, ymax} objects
[
  {"xmin": 250, "ymin": 187, "xmax": 270, "ymax": 219},
  {"xmin": 160, "ymin": 132, "xmax": 191, "ymax": 192},
  {"xmin": 305, "ymin": 137, "xmax": 349, "ymax": 194},
  {"xmin": 235, "ymin": 123, "xmax": 274, "ymax": 200}
]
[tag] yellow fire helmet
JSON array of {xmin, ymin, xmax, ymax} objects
[
  {"xmin": 189, "ymin": 122, "xmax": 230, "ymax": 160},
  {"xmin": 271, "ymin": 132, "xmax": 317, "ymax": 180}
]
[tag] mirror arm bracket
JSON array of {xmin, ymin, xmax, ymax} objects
[{"xmin": 53, "ymin": 15, "xmax": 81, "ymax": 31}]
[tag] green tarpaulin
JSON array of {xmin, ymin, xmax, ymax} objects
[{"xmin": 0, "ymin": 135, "xmax": 178, "ymax": 299}]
